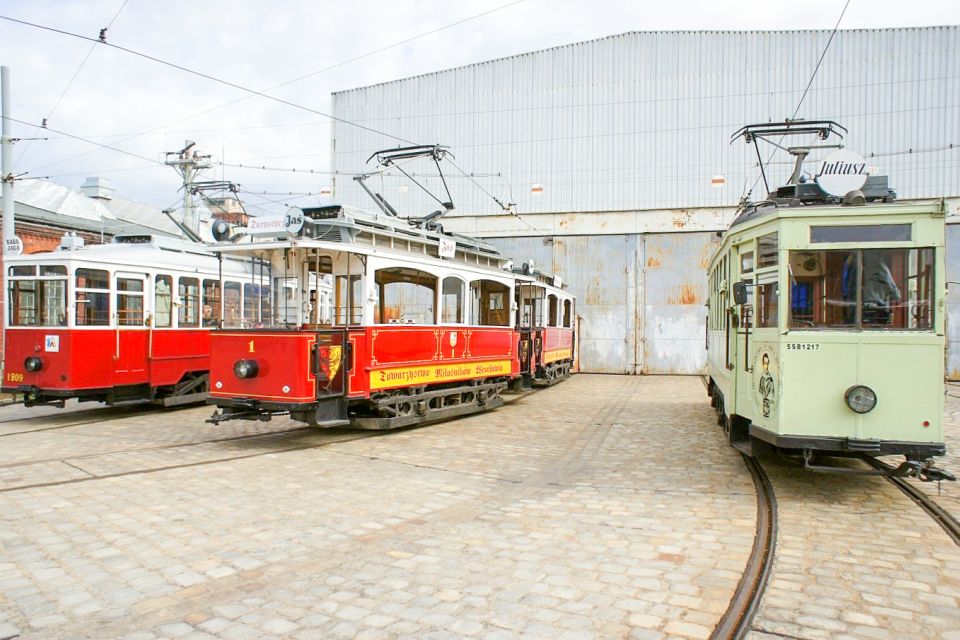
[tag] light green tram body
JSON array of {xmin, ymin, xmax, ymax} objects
[{"xmin": 707, "ymin": 200, "xmax": 946, "ymax": 453}]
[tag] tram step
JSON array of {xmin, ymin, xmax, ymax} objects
[{"xmin": 732, "ymin": 439, "xmax": 754, "ymax": 457}]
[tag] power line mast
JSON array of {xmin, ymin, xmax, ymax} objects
[{"xmin": 164, "ymin": 140, "xmax": 211, "ymax": 237}]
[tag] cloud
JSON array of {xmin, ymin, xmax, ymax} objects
[{"xmin": 1, "ymin": 0, "xmax": 958, "ymax": 213}]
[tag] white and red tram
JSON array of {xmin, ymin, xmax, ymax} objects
[
  {"xmin": 2, "ymin": 234, "xmax": 263, "ymax": 407},
  {"xmin": 206, "ymin": 204, "xmax": 576, "ymax": 429}
]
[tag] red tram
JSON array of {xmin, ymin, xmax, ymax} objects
[
  {"xmin": 206, "ymin": 204, "xmax": 576, "ymax": 429},
  {"xmin": 2, "ymin": 234, "xmax": 258, "ymax": 407}
]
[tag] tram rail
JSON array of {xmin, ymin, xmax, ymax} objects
[
  {"xmin": 862, "ymin": 455, "xmax": 960, "ymax": 546},
  {"xmin": 711, "ymin": 453, "xmax": 778, "ymax": 640},
  {"xmin": 0, "ymin": 426, "xmax": 385, "ymax": 494}
]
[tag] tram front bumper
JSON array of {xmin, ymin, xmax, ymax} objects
[{"xmin": 748, "ymin": 425, "xmax": 947, "ymax": 458}]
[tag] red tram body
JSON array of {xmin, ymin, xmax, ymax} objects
[
  {"xmin": 207, "ymin": 204, "xmax": 576, "ymax": 429},
  {"xmin": 2, "ymin": 235, "xmax": 255, "ymax": 406}
]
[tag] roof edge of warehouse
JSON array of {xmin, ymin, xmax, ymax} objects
[{"xmin": 331, "ymin": 25, "xmax": 960, "ymax": 96}]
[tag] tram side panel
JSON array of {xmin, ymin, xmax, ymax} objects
[
  {"xmin": 351, "ymin": 325, "xmax": 518, "ymax": 397},
  {"xmin": 148, "ymin": 329, "xmax": 210, "ymax": 386},
  {"xmin": 3, "ymin": 328, "xmax": 143, "ymax": 398}
]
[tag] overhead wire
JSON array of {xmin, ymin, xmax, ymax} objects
[
  {"xmin": 0, "ymin": 14, "xmax": 417, "ymax": 151},
  {"xmin": 12, "ymin": 0, "xmax": 130, "ymax": 170},
  {"xmin": 6, "ymin": 1, "xmax": 524, "ymax": 174},
  {"xmin": 745, "ymin": 0, "xmax": 851, "ymax": 200}
]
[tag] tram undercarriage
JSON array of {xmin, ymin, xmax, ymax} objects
[
  {"xmin": 13, "ymin": 372, "xmax": 210, "ymax": 409},
  {"xmin": 207, "ymin": 378, "xmax": 509, "ymax": 430}
]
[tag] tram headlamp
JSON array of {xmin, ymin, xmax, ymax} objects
[
  {"xmin": 233, "ymin": 359, "xmax": 259, "ymax": 379},
  {"xmin": 24, "ymin": 357, "xmax": 43, "ymax": 373},
  {"xmin": 844, "ymin": 385, "xmax": 877, "ymax": 414}
]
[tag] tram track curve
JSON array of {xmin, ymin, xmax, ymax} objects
[
  {"xmin": 711, "ymin": 453, "xmax": 778, "ymax": 640},
  {"xmin": 0, "ymin": 426, "xmax": 388, "ymax": 494},
  {"xmin": 0, "ymin": 391, "xmax": 537, "ymax": 493},
  {"xmin": 0, "ymin": 403, "xmax": 170, "ymax": 435},
  {"xmin": 861, "ymin": 456, "xmax": 960, "ymax": 546}
]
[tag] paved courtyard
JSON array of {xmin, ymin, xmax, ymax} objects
[{"xmin": 0, "ymin": 375, "xmax": 958, "ymax": 639}]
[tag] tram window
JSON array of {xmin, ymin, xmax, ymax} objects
[
  {"xmin": 117, "ymin": 278, "xmax": 144, "ymax": 326},
  {"xmin": 243, "ymin": 283, "xmax": 271, "ymax": 326},
  {"xmin": 470, "ymin": 280, "xmax": 510, "ymax": 326},
  {"xmin": 177, "ymin": 278, "xmax": 200, "ymax": 327},
  {"xmin": 810, "ymin": 224, "xmax": 911, "ymax": 243},
  {"xmin": 75, "ymin": 268, "xmax": 110, "ymax": 326},
  {"xmin": 40, "ymin": 265, "xmax": 67, "ymax": 276},
  {"xmin": 740, "ymin": 252, "xmax": 754, "ymax": 274},
  {"xmin": 757, "ymin": 281, "xmax": 778, "ymax": 328},
  {"xmin": 788, "ymin": 248, "xmax": 934, "ymax": 330},
  {"xmin": 375, "ymin": 268, "xmax": 437, "ymax": 324},
  {"xmin": 9, "ymin": 275, "xmax": 67, "ymax": 327},
  {"xmin": 223, "ymin": 282, "xmax": 242, "ymax": 327},
  {"xmin": 518, "ymin": 285, "xmax": 545, "ymax": 328},
  {"xmin": 441, "ymin": 277, "xmax": 465, "ymax": 324},
  {"xmin": 563, "ymin": 299, "xmax": 572, "ymax": 328},
  {"xmin": 335, "ymin": 275, "xmax": 362, "ymax": 325},
  {"xmin": 548, "ymin": 294, "xmax": 558, "ymax": 327},
  {"xmin": 202, "ymin": 279, "xmax": 221, "ymax": 327},
  {"xmin": 9, "ymin": 265, "xmax": 35, "ymax": 276},
  {"xmin": 154, "ymin": 275, "xmax": 173, "ymax": 327},
  {"xmin": 758, "ymin": 233, "xmax": 778, "ymax": 268},
  {"xmin": 9, "ymin": 280, "xmax": 37, "ymax": 325}
]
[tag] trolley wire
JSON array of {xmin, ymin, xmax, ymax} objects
[
  {"xmin": 11, "ymin": 0, "xmax": 130, "ymax": 170},
  {"xmin": 0, "ymin": 14, "xmax": 416, "ymax": 148},
  {"xmin": 4, "ymin": 2, "xmax": 524, "ymax": 175},
  {"xmin": 744, "ymin": 0, "xmax": 851, "ymax": 201}
]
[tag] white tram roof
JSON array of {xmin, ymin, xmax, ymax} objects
[
  {"xmin": 213, "ymin": 204, "xmax": 509, "ymax": 269},
  {"xmin": 7, "ymin": 234, "xmax": 250, "ymax": 277}
]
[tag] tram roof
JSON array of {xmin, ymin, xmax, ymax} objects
[
  {"xmin": 7, "ymin": 234, "xmax": 250, "ymax": 276},
  {"xmin": 212, "ymin": 204, "xmax": 508, "ymax": 266}
]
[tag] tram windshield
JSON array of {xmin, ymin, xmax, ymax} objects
[
  {"xmin": 788, "ymin": 248, "xmax": 934, "ymax": 330},
  {"xmin": 7, "ymin": 265, "xmax": 68, "ymax": 327}
]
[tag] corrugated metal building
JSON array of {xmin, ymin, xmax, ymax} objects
[{"xmin": 330, "ymin": 27, "xmax": 960, "ymax": 374}]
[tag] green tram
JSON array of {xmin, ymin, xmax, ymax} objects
[{"xmin": 706, "ymin": 121, "xmax": 953, "ymax": 481}]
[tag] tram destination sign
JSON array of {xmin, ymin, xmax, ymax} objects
[
  {"xmin": 4, "ymin": 235, "xmax": 23, "ymax": 255},
  {"xmin": 815, "ymin": 148, "xmax": 869, "ymax": 197},
  {"xmin": 247, "ymin": 207, "xmax": 305, "ymax": 236}
]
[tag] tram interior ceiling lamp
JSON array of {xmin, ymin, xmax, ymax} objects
[
  {"xmin": 24, "ymin": 356, "xmax": 43, "ymax": 372},
  {"xmin": 234, "ymin": 360, "xmax": 259, "ymax": 379},
  {"xmin": 844, "ymin": 385, "xmax": 877, "ymax": 414}
]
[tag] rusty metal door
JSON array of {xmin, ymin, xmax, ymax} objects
[{"xmin": 642, "ymin": 233, "xmax": 720, "ymax": 374}]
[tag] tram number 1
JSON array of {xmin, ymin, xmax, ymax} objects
[
  {"xmin": 785, "ymin": 343, "xmax": 820, "ymax": 351},
  {"xmin": 248, "ymin": 340, "xmax": 255, "ymax": 354},
  {"xmin": 6, "ymin": 372, "xmax": 24, "ymax": 382}
]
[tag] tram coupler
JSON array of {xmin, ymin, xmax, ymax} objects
[
  {"xmin": 206, "ymin": 405, "xmax": 278, "ymax": 425},
  {"xmin": 918, "ymin": 464, "xmax": 956, "ymax": 483}
]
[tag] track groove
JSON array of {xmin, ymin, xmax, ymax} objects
[{"xmin": 711, "ymin": 453, "xmax": 778, "ymax": 640}]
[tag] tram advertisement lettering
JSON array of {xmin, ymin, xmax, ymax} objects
[
  {"xmin": 369, "ymin": 360, "xmax": 511, "ymax": 390},
  {"xmin": 751, "ymin": 348, "xmax": 780, "ymax": 419},
  {"xmin": 543, "ymin": 348, "xmax": 572, "ymax": 363}
]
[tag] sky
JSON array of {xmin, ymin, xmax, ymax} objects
[{"xmin": 1, "ymin": 0, "xmax": 959, "ymax": 216}]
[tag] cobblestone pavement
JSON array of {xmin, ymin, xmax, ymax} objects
[
  {"xmin": 3, "ymin": 376, "xmax": 958, "ymax": 640},
  {"xmin": 0, "ymin": 375, "xmax": 759, "ymax": 639},
  {"xmin": 747, "ymin": 381, "xmax": 960, "ymax": 640}
]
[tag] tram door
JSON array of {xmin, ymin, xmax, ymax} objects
[
  {"xmin": 517, "ymin": 283, "xmax": 543, "ymax": 384},
  {"xmin": 731, "ymin": 243, "xmax": 756, "ymax": 423},
  {"xmin": 113, "ymin": 272, "xmax": 149, "ymax": 385}
]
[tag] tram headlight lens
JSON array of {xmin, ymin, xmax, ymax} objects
[
  {"xmin": 844, "ymin": 385, "xmax": 877, "ymax": 414},
  {"xmin": 234, "ymin": 360, "xmax": 259, "ymax": 379},
  {"xmin": 24, "ymin": 357, "xmax": 43, "ymax": 372}
]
